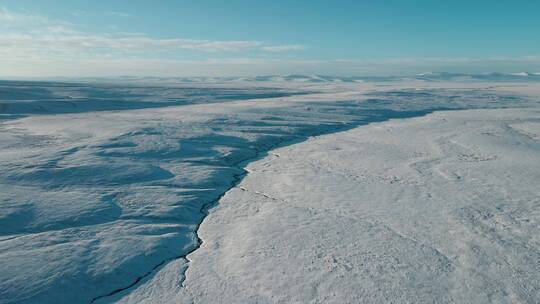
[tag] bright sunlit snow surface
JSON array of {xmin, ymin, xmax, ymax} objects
[
  {"xmin": 0, "ymin": 78, "xmax": 539, "ymax": 303},
  {"xmin": 177, "ymin": 108, "xmax": 540, "ymax": 304}
]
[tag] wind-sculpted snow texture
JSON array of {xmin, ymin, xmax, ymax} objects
[
  {"xmin": 0, "ymin": 80, "xmax": 537, "ymax": 303},
  {"xmin": 0, "ymin": 80, "xmax": 304, "ymax": 120},
  {"xmin": 179, "ymin": 108, "xmax": 540, "ymax": 304}
]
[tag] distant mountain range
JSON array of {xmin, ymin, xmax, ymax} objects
[
  {"xmin": 37, "ymin": 72, "xmax": 540, "ymax": 84},
  {"xmin": 413, "ymin": 72, "xmax": 540, "ymax": 82}
]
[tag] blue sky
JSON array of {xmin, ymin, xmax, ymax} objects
[{"xmin": 1, "ymin": 0, "xmax": 539, "ymax": 77}]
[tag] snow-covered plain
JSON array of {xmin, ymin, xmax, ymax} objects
[
  {"xmin": 176, "ymin": 108, "xmax": 540, "ymax": 304},
  {"xmin": 0, "ymin": 78, "xmax": 539, "ymax": 303}
]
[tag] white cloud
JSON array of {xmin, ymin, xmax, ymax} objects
[
  {"xmin": 0, "ymin": 6, "xmax": 50, "ymax": 26},
  {"xmin": 261, "ymin": 45, "xmax": 306, "ymax": 52},
  {"xmin": 0, "ymin": 33, "xmax": 267, "ymax": 56},
  {"xmin": 0, "ymin": 7, "xmax": 305, "ymax": 60},
  {"xmin": 106, "ymin": 11, "xmax": 134, "ymax": 18}
]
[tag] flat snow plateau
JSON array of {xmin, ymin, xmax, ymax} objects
[
  {"xmin": 0, "ymin": 79, "xmax": 539, "ymax": 303},
  {"xmin": 175, "ymin": 108, "xmax": 540, "ymax": 304}
]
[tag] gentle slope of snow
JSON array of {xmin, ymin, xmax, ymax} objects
[{"xmin": 168, "ymin": 108, "xmax": 540, "ymax": 303}]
